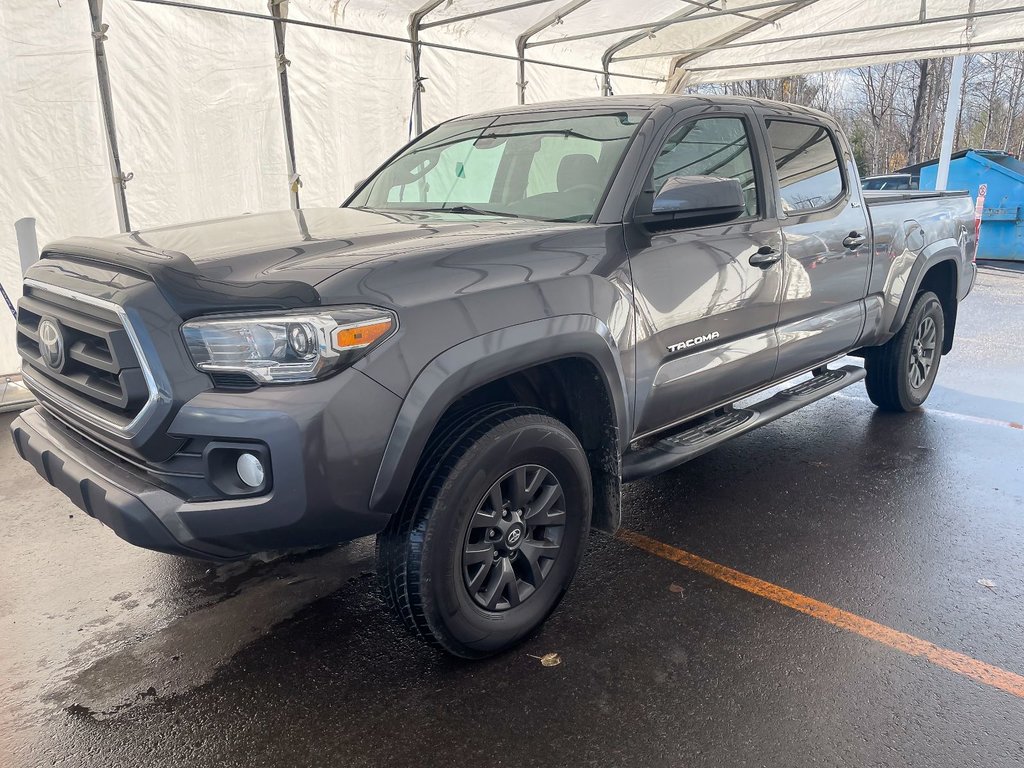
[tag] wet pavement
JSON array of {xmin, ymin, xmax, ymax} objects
[{"xmin": 2, "ymin": 263, "xmax": 1022, "ymax": 768}]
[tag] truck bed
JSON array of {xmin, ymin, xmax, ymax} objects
[
  {"xmin": 861, "ymin": 188, "xmax": 977, "ymax": 331},
  {"xmin": 862, "ymin": 189, "xmax": 971, "ymax": 205}
]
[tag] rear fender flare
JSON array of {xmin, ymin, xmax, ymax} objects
[
  {"xmin": 368, "ymin": 315, "xmax": 630, "ymax": 514},
  {"xmin": 888, "ymin": 240, "xmax": 961, "ymax": 334}
]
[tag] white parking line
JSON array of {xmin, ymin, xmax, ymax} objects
[{"xmin": 834, "ymin": 392, "xmax": 1023, "ymax": 431}]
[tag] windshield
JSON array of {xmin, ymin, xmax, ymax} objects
[{"xmin": 349, "ymin": 110, "xmax": 647, "ymax": 222}]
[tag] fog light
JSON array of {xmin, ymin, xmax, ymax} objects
[{"xmin": 236, "ymin": 452, "xmax": 265, "ymax": 488}]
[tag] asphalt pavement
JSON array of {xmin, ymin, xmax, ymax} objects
[{"xmin": 1, "ymin": 262, "xmax": 1022, "ymax": 768}]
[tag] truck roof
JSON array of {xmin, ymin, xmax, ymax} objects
[{"xmin": 468, "ymin": 94, "xmax": 831, "ymax": 121}]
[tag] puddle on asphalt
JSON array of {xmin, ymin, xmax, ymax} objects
[{"xmin": 12, "ymin": 540, "xmax": 375, "ymax": 722}]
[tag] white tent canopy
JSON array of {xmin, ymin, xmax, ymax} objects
[{"xmin": 1, "ymin": 0, "xmax": 1021, "ymax": 373}]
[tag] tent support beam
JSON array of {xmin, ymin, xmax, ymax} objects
[
  {"xmin": 936, "ymin": 55, "xmax": 966, "ymax": 190},
  {"xmin": 682, "ymin": 35, "xmax": 1021, "ymax": 74},
  {"xmin": 614, "ymin": 4, "xmax": 1024, "ymax": 62},
  {"xmin": 421, "ymin": 0, "xmax": 554, "ymax": 30},
  {"xmin": 130, "ymin": 0, "xmax": 663, "ymax": 124},
  {"xmin": 670, "ymin": 0, "xmax": 819, "ymax": 71},
  {"xmin": 515, "ymin": 0, "xmax": 595, "ymax": 104},
  {"xmin": 88, "ymin": 0, "xmax": 131, "ymax": 232},
  {"xmin": 528, "ymin": 0, "xmax": 802, "ymax": 48},
  {"xmin": 270, "ymin": 0, "xmax": 300, "ymax": 209},
  {"xmin": 409, "ymin": 1, "xmax": 446, "ymax": 137},
  {"xmin": 601, "ymin": 2, "xmax": 728, "ymax": 95}
]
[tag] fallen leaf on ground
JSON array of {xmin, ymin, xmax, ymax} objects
[{"xmin": 528, "ymin": 652, "xmax": 562, "ymax": 667}]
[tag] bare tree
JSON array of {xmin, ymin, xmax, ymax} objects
[
  {"xmin": 687, "ymin": 53, "xmax": 1022, "ymax": 172},
  {"xmin": 908, "ymin": 60, "xmax": 930, "ymax": 165}
]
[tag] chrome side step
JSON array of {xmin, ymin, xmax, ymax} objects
[{"xmin": 621, "ymin": 364, "xmax": 866, "ymax": 483}]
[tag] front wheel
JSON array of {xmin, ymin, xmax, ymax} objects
[
  {"xmin": 377, "ymin": 407, "xmax": 592, "ymax": 658},
  {"xmin": 864, "ymin": 290, "xmax": 945, "ymax": 412}
]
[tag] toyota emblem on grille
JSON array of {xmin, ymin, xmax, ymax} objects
[{"xmin": 37, "ymin": 317, "xmax": 66, "ymax": 372}]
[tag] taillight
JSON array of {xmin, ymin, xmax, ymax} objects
[{"xmin": 973, "ymin": 183, "xmax": 987, "ymax": 263}]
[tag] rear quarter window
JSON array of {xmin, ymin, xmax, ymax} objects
[{"xmin": 766, "ymin": 120, "xmax": 844, "ymax": 213}]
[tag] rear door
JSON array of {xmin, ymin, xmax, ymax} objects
[
  {"xmin": 626, "ymin": 106, "xmax": 784, "ymax": 438},
  {"xmin": 758, "ymin": 112, "xmax": 871, "ymax": 378}
]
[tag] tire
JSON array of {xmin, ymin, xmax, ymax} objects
[
  {"xmin": 864, "ymin": 290, "xmax": 945, "ymax": 412},
  {"xmin": 377, "ymin": 406, "xmax": 592, "ymax": 658}
]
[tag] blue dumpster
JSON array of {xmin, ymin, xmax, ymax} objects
[{"xmin": 918, "ymin": 150, "xmax": 1024, "ymax": 261}]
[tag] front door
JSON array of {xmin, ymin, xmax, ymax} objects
[
  {"xmin": 760, "ymin": 115, "xmax": 871, "ymax": 378},
  {"xmin": 627, "ymin": 109, "xmax": 784, "ymax": 438}
]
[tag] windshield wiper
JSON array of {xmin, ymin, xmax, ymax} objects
[{"xmin": 421, "ymin": 205, "xmax": 519, "ymax": 218}]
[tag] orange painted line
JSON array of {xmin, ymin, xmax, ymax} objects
[{"xmin": 617, "ymin": 528, "xmax": 1024, "ymax": 700}]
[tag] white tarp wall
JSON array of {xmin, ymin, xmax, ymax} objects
[
  {"xmin": 0, "ymin": 2, "xmax": 119, "ymax": 375},
  {"xmin": 0, "ymin": 0, "xmax": 649, "ymax": 374},
  {"xmin": 1, "ymin": 0, "xmax": 1021, "ymax": 374}
]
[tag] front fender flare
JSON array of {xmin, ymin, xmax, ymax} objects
[{"xmin": 368, "ymin": 314, "xmax": 630, "ymax": 514}]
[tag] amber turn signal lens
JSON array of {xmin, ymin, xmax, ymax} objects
[{"xmin": 332, "ymin": 318, "xmax": 393, "ymax": 350}]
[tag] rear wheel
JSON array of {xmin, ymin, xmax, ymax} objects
[
  {"xmin": 865, "ymin": 290, "xmax": 945, "ymax": 412},
  {"xmin": 377, "ymin": 406, "xmax": 592, "ymax": 658}
]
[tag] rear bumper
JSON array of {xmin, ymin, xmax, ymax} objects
[
  {"xmin": 963, "ymin": 261, "xmax": 978, "ymax": 299},
  {"xmin": 10, "ymin": 369, "xmax": 401, "ymax": 560}
]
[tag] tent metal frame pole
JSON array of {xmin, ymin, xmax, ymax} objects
[
  {"xmin": 527, "ymin": 0, "xmax": 802, "ymax": 48},
  {"xmin": 409, "ymin": 0, "xmax": 446, "ymax": 137},
  {"xmin": 515, "ymin": 0, "xmax": 596, "ymax": 104},
  {"xmin": 421, "ymin": 0, "xmax": 554, "ymax": 30},
  {"xmin": 936, "ymin": 55, "xmax": 966, "ymax": 190},
  {"xmin": 600, "ymin": 2, "xmax": 726, "ymax": 95},
  {"xmin": 88, "ymin": 0, "xmax": 131, "ymax": 232},
  {"xmin": 685, "ymin": 35, "xmax": 1024, "ymax": 73},
  {"xmin": 516, "ymin": 40, "xmax": 527, "ymax": 105},
  {"xmin": 669, "ymin": 0, "xmax": 818, "ymax": 75},
  {"xmin": 131, "ymin": 0, "xmax": 662, "ymax": 84},
  {"xmin": 613, "ymin": 4, "xmax": 1024, "ymax": 62},
  {"xmin": 269, "ymin": 0, "xmax": 300, "ymax": 209}
]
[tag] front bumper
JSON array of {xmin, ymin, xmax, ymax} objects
[{"xmin": 10, "ymin": 368, "xmax": 402, "ymax": 560}]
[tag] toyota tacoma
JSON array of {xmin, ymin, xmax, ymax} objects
[{"xmin": 11, "ymin": 96, "xmax": 977, "ymax": 657}]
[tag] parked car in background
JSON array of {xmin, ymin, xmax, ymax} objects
[
  {"xmin": 12, "ymin": 95, "xmax": 977, "ymax": 657},
  {"xmin": 862, "ymin": 173, "xmax": 919, "ymax": 190}
]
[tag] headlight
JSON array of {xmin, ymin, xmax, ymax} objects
[{"xmin": 181, "ymin": 306, "xmax": 396, "ymax": 383}]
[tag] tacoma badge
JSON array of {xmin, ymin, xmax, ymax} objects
[{"xmin": 667, "ymin": 331, "xmax": 720, "ymax": 353}]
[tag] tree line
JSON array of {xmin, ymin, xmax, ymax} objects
[{"xmin": 691, "ymin": 52, "xmax": 1024, "ymax": 176}]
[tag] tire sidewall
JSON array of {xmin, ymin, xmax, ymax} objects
[
  {"xmin": 897, "ymin": 292, "xmax": 944, "ymax": 409},
  {"xmin": 419, "ymin": 417, "xmax": 592, "ymax": 657}
]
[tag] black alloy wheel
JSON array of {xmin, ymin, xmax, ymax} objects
[
  {"xmin": 865, "ymin": 289, "xmax": 945, "ymax": 412},
  {"xmin": 462, "ymin": 465, "xmax": 566, "ymax": 611},
  {"xmin": 907, "ymin": 313, "xmax": 938, "ymax": 390},
  {"xmin": 376, "ymin": 405, "xmax": 592, "ymax": 658}
]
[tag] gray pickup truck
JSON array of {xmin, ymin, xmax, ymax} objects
[{"xmin": 11, "ymin": 95, "xmax": 976, "ymax": 657}]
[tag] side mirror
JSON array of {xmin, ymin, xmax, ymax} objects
[{"xmin": 637, "ymin": 175, "xmax": 746, "ymax": 229}]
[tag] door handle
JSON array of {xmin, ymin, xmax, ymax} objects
[
  {"xmin": 749, "ymin": 246, "xmax": 782, "ymax": 268},
  {"xmin": 843, "ymin": 232, "xmax": 867, "ymax": 249}
]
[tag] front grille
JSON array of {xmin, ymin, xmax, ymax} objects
[{"xmin": 16, "ymin": 282, "xmax": 155, "ymax": 434}]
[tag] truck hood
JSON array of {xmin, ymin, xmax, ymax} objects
[{"xmin": 42, "ymin": 207, "xmax": 567, "ymax": 318}]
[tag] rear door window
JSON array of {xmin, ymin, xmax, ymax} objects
[{"xmin": 766, "ymin": 120, "xmax": 844, "ymax": 213}]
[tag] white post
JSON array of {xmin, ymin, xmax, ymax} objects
[
  {"xmin": 936, "ymin": 55, "xmax": 965, "ymax": 191},
  {"xmin": 15, "ymin": 218, "xmax": 39, "ymax": 275}
]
